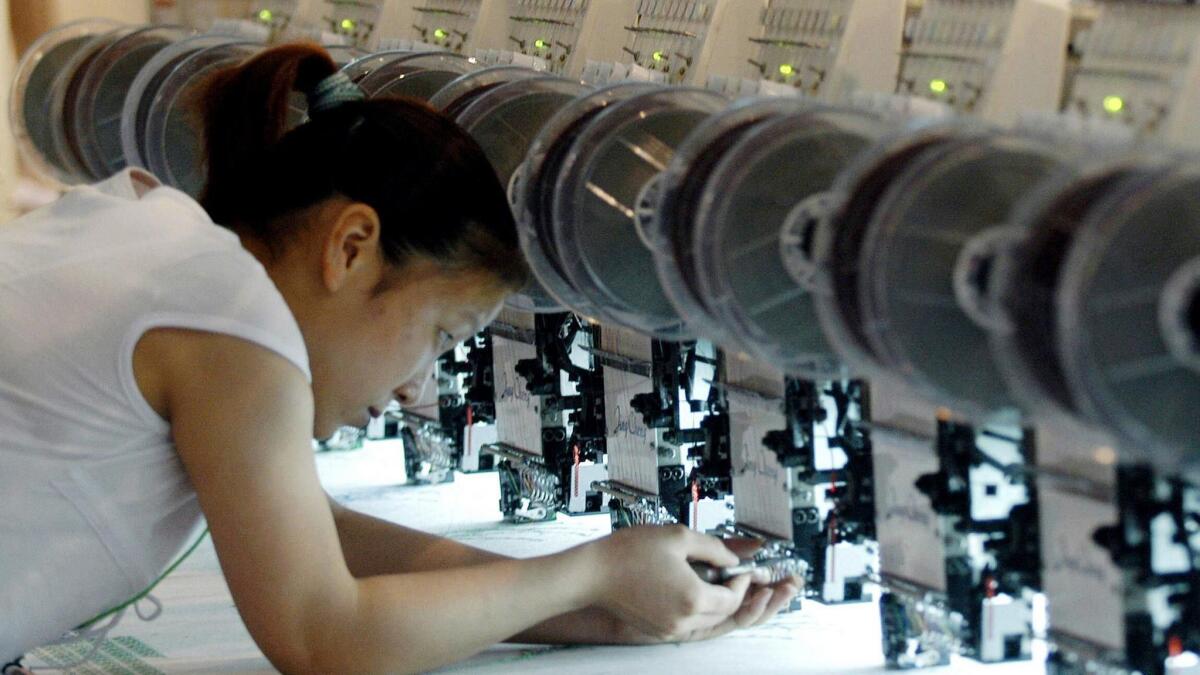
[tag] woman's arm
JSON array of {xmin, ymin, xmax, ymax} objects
[
  {"xmin": 327, "ymin": 500, "xmax": 800, "ymax": 645},
  {"xmin": 139, "ymin": 328, "xmax": 755, "ymax": 674}
]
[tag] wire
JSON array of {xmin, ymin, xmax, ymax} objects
[{"xmin": 74, "ymin": 528, "xmax": 210, "ymax": 630}]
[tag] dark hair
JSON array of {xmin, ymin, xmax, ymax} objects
[{"xmin": 198, "ymin": 43, "xmax": 528, "ymax": 289}]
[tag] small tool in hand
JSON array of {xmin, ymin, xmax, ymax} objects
[{"xmin": 689, "ymin": 560, "xmax": 765, "ymax": 584}]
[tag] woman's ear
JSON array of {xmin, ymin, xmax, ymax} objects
[{"xmin": 320, "ymin": 200, "xmax": 382, "ymax": 293}]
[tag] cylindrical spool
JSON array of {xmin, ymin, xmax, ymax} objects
[
  {"xmin": 1161, "ymin": 258, "xmax": 1200, "ymax": 377},
  {"xmin": 143, "ymin": 42, "xmax": 261, "ymax": 196},
  {"xmin": 858, "ymin": 132, "xmax": 1066, "ymax": 416},
  {"xmin": 454, "ymin": 77, "xmax": 593, "ymax": 313},
  {"xmin": 10, "ymin": 19, "xmax": 124, "ymax": 185},
  {"xmin": 551, "ymin": 87, "xmax": 728, "ymax": 339},
  {"xmin": 71, "ymin": 25, "xmax": 193, "ymax": 181},
  {"xmin": 355, "ymin": 52, "xmax": 475, "ymax": 101},
  {"xmin": 48, "ymin": 27, "xmax": 133, "ymax": 184},
  {"xmin": 811, "ymin": 120, "xmax": 986, "ymax": 378},
  {"xmin": 645, "ymin": 96, "xmax": 815, "ymax": 355},
  {"xmin": 513, "ymin": 83, "xmax": 663, "ymax": 323},
  {"xmin": 121, "ymin": 34, "xmax": 242, "ymax": 171},
  {"xmin": 694, "ymin": 107, "xmax": 895, "ymax": 378},
  {"xmin": 989, "ymin": 152, "xmax": 1164, "ymax": 422},
  {"xmin": 1057, "ymin": 161, "xmax": 1200, "ymax": 470},
  {"xmin": 429, "ymin": 66, "xmax": 545, "ymax": 117}
]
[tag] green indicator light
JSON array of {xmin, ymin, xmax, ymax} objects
[
  {"xmin": 652, "ymin": 50, "xmax": 666, "ymax": 62},
  {"xmin": 434, "ymin": 27, "xmax": 448, "ymax": 39},
  {"xmin": 257, "ymin": 9, "xmax": 274, "ymax": 22},
  {"xmin": 1103, "ymin": 95, "xmax": 1125, "ymax": 114},
  {"xmin": 778, "ymin": 63, "xmax": 794, "ymax": 76},
  {"xmin": 340, "ymin": 18, "xmax": 356, "ymax": 31},
  {"xmin": 929, "ymin": 78, "xmax": 948, "ymax": 94},
  {"xmin": 535, "ymin": 38, "xmax": 549, "ymax": 49}
]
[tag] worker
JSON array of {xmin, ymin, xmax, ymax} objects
[{"xmin": 0, "ymin": 43, "xmax": 799, "ymax": 673}]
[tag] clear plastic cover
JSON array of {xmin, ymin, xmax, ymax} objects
[
  {"xmin": 48, "ymin": 28, "xmax": 133, "ymax": 183},
  {"xmin": 988, "ymin": 153, "xmax": 1162, "ymax": 426},
  {"xmin": 454, "ymin": 77, "xmax": 592, "ymax": 313},
  {"xmin": 10, "ymin": 19, "xmax": 123, "ymax": 186},
  {"xmin": 340, "ymin": 50, "xmax": 406, "ymax": 81},
  {"xmin": 858, "ymin": 133, "xmax": 1063, "ymax": 416},
  {"xmin": 645, "ymin": 97, "xmax": 814, "ymax": 356},
  {"xmin": 691, "ymin": 107, "xmax": 893, "ymax": 378},
  {"xmin": 513, "ymin": 82, "xmax": 663, "ymax": 323},
  {"xmin": 354, "ymin": 52, "xmax": 475, "ymax": 101},
  {"xmin": 121, "ymin": 34, "xmax": 240, "ymax": 171},
  {"xmin": 811, "ymin": 120, "xmax": 988, "ymax": 381},
  {"xmin": 428, "ymin": 66, "xmax": 545, "ymax": 117},
  {"xmin": 1057, "ymin": 162, "xmax": 1200, "ymax": 470},
  {"xmin": 143, "ymin": 42, "xmax": 260, "ymax": 196},
  {"xmin": 550, "ymin": 87, "xmax": 729, "ymax": 339},
  {"xmin": 70, "ymin": 25, "xmax": 192, "ymax": 181}
]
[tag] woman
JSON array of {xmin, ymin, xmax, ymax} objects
[{"xmin": 0, "ymin": 44, "xmax": 798, "ymax": 673}]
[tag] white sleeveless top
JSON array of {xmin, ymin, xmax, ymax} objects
[{"xmin": 0, "ymin": 169, "xmax": 311, "ymax": 661}]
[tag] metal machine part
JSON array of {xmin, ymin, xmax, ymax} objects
[
  {"xmin": 720, "ymin": 352, "xmax": 876, "ymax": 605},
  {"xmin": 395, "ymin": 409, "xmax": 459, "ymax": 484},
  {"xmin": 592, "ymin": 328, "xmax": 728, "ymax": 531},
  {"xmin": 428, "ymin": 337, "xmax": 500, "ymax": 474},
  {"xmin": 1042, "ymin": 467, "xmax": 1200, "ymax": 675},
  {"xmin": 588, "ymin": 326, "xmax": 682, "ymax": 528},
  {"xmin": 486, "ymin": 312, "xmax": 609, "ymax": 521},
  {"xmin": 870, "ymin": 420, "xmax": 1038, "ymax": 669},
  {"xmin": 550, "ymin": 87, "xmax": 728, "ymax": 339},
  {"xmin": 487, "ymin": 442, "xmax": 561, "ymax": 522}
]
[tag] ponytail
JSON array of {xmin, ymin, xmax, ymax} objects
[{"xmin": 197, "ymin": 43, "xmax": 528, "ymax": 290}]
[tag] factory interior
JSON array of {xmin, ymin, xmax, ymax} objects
[{"xmin": 1, "ymin": 0, "xmax": 1199, "ymax": 673}]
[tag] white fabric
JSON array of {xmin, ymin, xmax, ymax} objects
[{"xmin": 0, "ymin": 169, "xmax": 310, "ymax": 661}]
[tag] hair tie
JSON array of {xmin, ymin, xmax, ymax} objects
[{"xmin": 307, "ymin": 71, "xmax": 365, "ymax": 115}]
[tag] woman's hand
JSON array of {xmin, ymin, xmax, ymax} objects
[{"xmin": 584, "ymin": 525, "xmax": 801, "ymax": 642}]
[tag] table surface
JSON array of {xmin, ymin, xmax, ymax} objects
[{"xmin": 25, "ymin": 440, "xmax": 1048, "ymax": 674}]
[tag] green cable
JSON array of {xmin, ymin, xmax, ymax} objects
[{"xmin": 75, "ymin": 528, "xmax": 211, "ymax": 630}]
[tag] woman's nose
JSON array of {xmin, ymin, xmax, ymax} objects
[{"xmin": 394, "ymin": 374, "xmax": 433, "ymax": 407}]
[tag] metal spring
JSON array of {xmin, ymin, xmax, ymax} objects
[
  {"xmin": 411, "ymin": 428, "xmax": 455, "ymax": 470},
  {"xmin": 519, "ymin": 467, "xmax": 559, "ymax": 506},
  {"xmin": 753, "ymin": 556, "xmax": 808, "ymax": 584}
]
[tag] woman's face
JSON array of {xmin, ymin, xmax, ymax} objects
[
  {"xmin": 311, "ymin": 262, "xmax": 506, "ymax": 439},
  {"xmin": 261, "ymin": 199, "xmax": 509, "ymax": 440}
]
